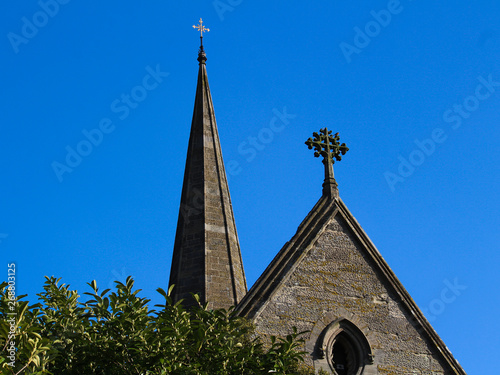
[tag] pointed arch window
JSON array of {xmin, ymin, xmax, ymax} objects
[{"xmin": 318, "ymin": 319, "xmax": 373, "ymax": 375}]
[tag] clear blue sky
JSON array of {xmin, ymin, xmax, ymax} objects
[{"xmin": 1, "ymin": 1, "xmax": 499, "ymax": 373}]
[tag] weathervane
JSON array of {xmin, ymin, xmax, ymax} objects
[
  {"xmin": 305, "ymin": 128, "xmax": 349, "ymax": 199},
  {"xmin": 193, "ymin": 18, "xmax": 210, "ymax": 46}
]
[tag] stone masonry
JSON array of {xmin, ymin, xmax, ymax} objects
[
  {"xmin": 168, "ymin": 47, "xmax": 247, "ymax": 310},
  {"xmin": 170, "ymin": 42, "xmax": 466, "ymax": 374},
  {"xmin": 236, "ymin": 196, "xmax": 466, "ymax": 374}
]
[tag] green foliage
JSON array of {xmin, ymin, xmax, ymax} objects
[{"xmin": 0, "ymin": 277, "xmax": 312, "ymax": 374}]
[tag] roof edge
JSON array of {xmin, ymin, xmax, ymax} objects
[
  {"xmin": 335, "ymin": 198, "xmax": 466, "ymax": 375},
  {"xmin": 236, "ymin": 195, "xmax": 466, "ymax": 374},
  {"xmin": 236, "ymin": 195, "xmax": 335, "ymax": 316}
]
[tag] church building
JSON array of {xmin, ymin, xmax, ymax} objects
[{"xmin": 168, "ymin": 21, "xmax": 467, "ymax": 374}]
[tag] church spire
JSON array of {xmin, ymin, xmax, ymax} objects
[{"xmin": 169, "ymin": 21, "xmax": 247, "ymax": 309}]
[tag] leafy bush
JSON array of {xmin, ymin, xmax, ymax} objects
[{"xmin": 0, "ymin": 277, "xmax": 312, "ymax": 375}]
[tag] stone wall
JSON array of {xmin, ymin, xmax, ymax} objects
[{"xmin": 252, "ymin": 214, "xmax": 452, "ymax": 374}]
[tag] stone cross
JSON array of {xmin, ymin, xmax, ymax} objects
[{"xmin": 305, "ymin": 128, "xmax": 349, "ymax": 198}]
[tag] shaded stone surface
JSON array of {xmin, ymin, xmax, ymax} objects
[
  {"xmin": 169, "ymin": 50, "xmax": 247, "ymax": 310},
  {"xmin": 236, "ymin": 196, "xmax": 466, "ymax": 374},
  {"xmin": 169, "ymin": 45, "xmax": 466, "ymax": 375}
]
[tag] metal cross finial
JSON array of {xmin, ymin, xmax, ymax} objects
[
  {"xmin": 305, "ymin": 128, "xmax": 349, "ymax": 198},
  {"xmin": 193, "ymin": 18, "xmax": 210, "ymax": 41},
  {"xmin": 193, "ymin": 18, "xmax": 209, "ymax": 63}
]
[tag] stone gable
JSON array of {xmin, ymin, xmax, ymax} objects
[{"xmin": 237, "ymin": 197, "xmax": 465, "ymax": 374}]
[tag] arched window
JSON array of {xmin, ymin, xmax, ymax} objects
[
  {"xmin": 318, "ymin": 319, "xmax": 373, "ymax": 375},
  {"xmin": 331, "ymin": 332, "xmax": 356, "ymax": 374}
]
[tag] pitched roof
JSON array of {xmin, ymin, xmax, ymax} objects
[
  {"xmin": 169, "ymin": 46, "xmax": 247, "ymax": 309},
  {"xmin": 236, "ymin": 194, "xmax": 466, "ymax": 374}
]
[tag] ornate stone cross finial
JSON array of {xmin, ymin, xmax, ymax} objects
[
  {"xmin": 305, "ymin": 128, "xmax": 349, "ymax": 165},
  {"xmin": 305, "ymin": 128, "xmax": 349, "ymax": 199}
]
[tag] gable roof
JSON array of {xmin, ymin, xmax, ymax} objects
[{"xmin": 236, "ymin": 195, "xmax": 466, "ymax": 375}]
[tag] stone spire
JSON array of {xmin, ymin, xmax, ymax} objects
[{"xmin": 169, "ymin": 23, "xmax": 247, "ymax": 309}]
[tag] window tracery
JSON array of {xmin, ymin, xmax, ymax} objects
[{"xmin": 318, "ymin": 319, "xmax": 373, "ymax": 375}]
